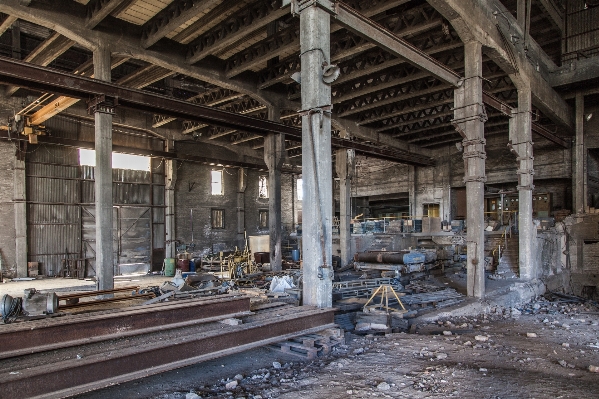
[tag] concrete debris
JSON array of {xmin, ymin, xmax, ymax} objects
[
  {"xmin": 269, "ymin": 276, "xmax": 295, "ymax": 293},
  {"xmin": 474, "ymin": 335, "xmax": 489, "ymax": 342},
  {"xmin": 526, "ymin": 333, "xmax": 538, "ymax": 338},
  {"xmin": 224, "ymin": 380, "xmax": 238, "ymax": 390},
  {"xmin": 588, "ymin": 365, "xmax": 599, "ymax": 373},
  {"xmin": 185, "ymin": 393, "xmax": 201, "ymax": 399},
  {"xmin": 376, "ymin": 381, "xmax": 390, "ymax": 390}
]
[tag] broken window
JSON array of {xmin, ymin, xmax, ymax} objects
[
  {"xmin": 79, "ymin": 149, "xmax": 150, "ymax": 171},
  {"xmin": 211, "ymin": 170, "xmax": 223, "ymax": 195},
  {"xmin": 259, "ymin": 175, "xmax": 268, "ymax": 198},
  {"xmin": 259, "ymin": 209, "xmax": 269, "ymax": 229},
  {"xmin": 211, "ymin": 209, "xmax": 224, "ymax": 229}
]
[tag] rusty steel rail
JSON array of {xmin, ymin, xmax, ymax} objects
[
  {"xmin": 58, "ymin": 292, "xmax": 154, "ymax": 310},
  {"xmin": 1, "ymin": 306, "xmax": 335, "ymax": 399},
  {"xmin": 0, "ymin": 294, "xmax": 251, "ymax": 359},
  {"xmin": 56, "ymin": 286, "xmax": 141, "ymax": 301},
  {"xmin": 0, "ymin": 56, "xmax": 435, "ymax": 167}
]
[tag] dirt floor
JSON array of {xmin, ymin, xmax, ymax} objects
[{"xmin": 70, "ymin": 297, "xmax": 599, "ymax": 399}]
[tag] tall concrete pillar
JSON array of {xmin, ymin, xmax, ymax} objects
[
  {"xmin": 509, "ymin": 89, "xmax": 535, "ymax": 279},
  {"xmin": 335, "ymin": 147, "xmax": 354, "ymax": 267},
  {"xmin": 165, "ymin": 140, "xmax": 177, "ymax": 259},
  {"xmin": 574, "ymin": 92, "xmax": 585, "ymax": 214},
  {"xmin": 264, "ymin": 106, "xmax": 284, "ymax": 271},
  {"xmin": 300, "ymin": 3, "xmax": 333, "ymax": 307},
  {"xmin": 237, "ymin": 167, "xmax": 247, "ymax": 249},
  {"xmin": 454, "ymin": 41, "xmax": 486, "ymax": 298},
  {"xmin": 14, "ymin": 152, "xmax": 27, "ymax": 277},
  {"xmin": 408, "ymin": 165, "xmax": 416, "ymax": 216},
  {"xmin": 93, "ymin": 46, "xmax": 114, "ymax": 291}
]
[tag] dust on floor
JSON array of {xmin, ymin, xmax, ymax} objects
[{"xmin": 74, "ymin": 299, "xmax": 599, "ymax": 399}]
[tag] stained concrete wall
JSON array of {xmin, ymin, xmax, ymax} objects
[
  {"xmin": 0, "ymin": 141, "xmax": 17, "ymax": 277},
  {"xmin": 173, "ymin": 161, "xmax": 299, "ymax": 257}
]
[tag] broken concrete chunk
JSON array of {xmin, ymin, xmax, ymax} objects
[
  {"xmin": 219, "ymin": 318, "xmax": 242, "ymax": 326},
  {"xmin": 474, "ymin": 335, "xmax": 489, "ymax": 342},
  {"xmin": 526, "ymin": 333, "xmax": 538, "ymax": 338},
  {"xmin": 377, "ymin": 382, "xmax": 391, "ymax": 391}
]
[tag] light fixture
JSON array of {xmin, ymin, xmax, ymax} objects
[
  {"xmin": 585, "ymin": 113, "xmax": 593, "ymax": 122},
  {"xmin": 322, "ymin": 63, "xmax": 340, "ymax": 84},
  {"xmin": 455, "ymin": 142, "xmax": 463, "ymax": 152}
]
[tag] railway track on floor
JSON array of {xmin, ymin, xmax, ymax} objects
[{"xmin": 0, "ymin": 294, "xmax": 335, "ymax": 399}]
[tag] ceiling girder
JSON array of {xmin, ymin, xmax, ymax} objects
[{"xmin": 0, "ymin": 57, "xmax": 433, "ymax": 165}]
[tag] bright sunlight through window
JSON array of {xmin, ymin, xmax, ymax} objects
[{"xmin": 79, "ymin": 149, "xmax": 150, "ymax": 171}]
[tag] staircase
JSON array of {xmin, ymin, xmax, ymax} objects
[{"xmin": 496, "ymin": 236, "xmax": 519, "ymax": 278}]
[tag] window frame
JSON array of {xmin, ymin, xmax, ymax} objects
[
  {"xmin": 211, "ymin": 208, "xmax": 225, "ymax": 229},
  {"xmin": 258, "ymin": 175, "xmax": 268, "ymax": 199},
  {"xmin": 259, "ymin": 209, "xmax": 269, "ymax": 229},
  {"xmin": 211, "ymin": 170, "xmax": 223, "ymax": 196}
]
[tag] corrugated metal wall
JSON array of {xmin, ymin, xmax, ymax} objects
[
  {"xmin": 26, "ymin": 145, "xmax": 166, "ymax": 276},
  {"xmin": 564, "ymin": 0, "xmax": 599, "ymax": 62},
  {"xmin": 27, "ymin": 146, "xmax": 81, "ymax": 276}
]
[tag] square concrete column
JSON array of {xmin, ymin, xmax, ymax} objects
[
  {"xmin": 264, "ymin": 106, "xmax": 284, "ymax": 271},
  {"xmin": 453, "ymin": 41, "xmax": 486, "ymax": 298},
  {"xmin": 299, "ymin": 3, "xmax": 333, "ymax": 307},
  {"xmin": 236, "ymin": 167, "xmax": 247, "ymax": 249},
  {"xmin": 165, "ymin": 141, "xmax": 177, "ymax": 259},
  {"xmin": 93, "ymin": 46, "xmax": 114, "ymax": 291},
  {"xmin": 574, "ymin": 92, "xmax": 585, "ymax": 214},
  {"xmin": 13, "ymin": 150, "xmax": 27, "ymax": 278},
  {"xmin": 508, "ymin": 89, "xmax": 536, "ymax": 280},
  {"xmin": 335, "ymin": 147, "xmax": 354, "ymax": 267}
]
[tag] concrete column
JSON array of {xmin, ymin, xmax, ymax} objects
[
  {"xmin": 14, "ymin": 152, "xmax": 27, "ymax": 277},
  {"xmin": 237, "ymin": 167, "xmax": 247, "ymax": 249},
  {"xmin": 509, "ymin": 89, "xmax": 535, "ymax": 279},
  {"xmin": 93, "ymin": 46, "xmax": 114, "ymax": 291},
  {"xmin": 574, "ymin": 92, "xmax": 585, "ymax": 214},
  {"xmin": 335, "ymin": 147, "xmax": 354, "ymax": 267},
  {"xmin": 407, "ymin": 166, "xmax": 415, "ymax": 216},
  {"xmin": 454, "ymin": 41, "xmax": 486, "ymax": 298},
  {"xmin": 165, "ymin": 140, "xmax": 177, "ymax": 259},
  {"xmin": 264, "ymin": 106, "xmax": 284, "ymax": 271},
  {"xmin": 300, "ymin": 3, "xmax": 333, "ymax": 307}
]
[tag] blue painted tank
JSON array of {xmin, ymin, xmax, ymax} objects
[{"xmin": 403, "ymin": 251, "xmax": 426, "ymax": 264}]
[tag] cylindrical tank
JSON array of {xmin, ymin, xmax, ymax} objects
[
  {"xmin": 164, "ymin": 258, "xmax": 176, "ymax": 277},
  {"xmin": 189, "ymin": 259, "xmax": 196, "ymax": 273},
  {"xmin": 177, "ymin": 259, "xmax": 190, "ymax": 272},
  {"xmin": 354, "ymin": 252, "xmax": 405, "ymax": 264},
  {"xmin": 403, "ymin": 251, "xmax": 426, "ymax": 264},
  {"xmin": 291, "ymin": 249, "xmax": 300, "ymax": 262}
]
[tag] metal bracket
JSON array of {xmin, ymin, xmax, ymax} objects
[
  {"xmin": 87, "ymin": 95, "xmax": 118, "ymax": 115},
  {"xmin": 516, "ymin": 156, "xmax": 534, "ymax": 161},
  {"xmin": 463, "ymin": 150, "xmax": 487, "ymax": 160},
  {"xmin": 284, "ymin": 0, "xmax": 338, "ymax": 16},
  {"xmin": 516, "ymin": 169, "xmax": 535, "ymax": 175},
  {"xmin": 462, "ymin": 138, "xmax": 486, "ymax": 147},
  {"xmin": 463, "ymin": 175, "xmax": 487, "ymax": 183},
  {"xmin": 517, "ymin": 184, "xmax": 535, "ymax": 191}
]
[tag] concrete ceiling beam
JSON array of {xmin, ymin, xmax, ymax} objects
[
  {"xmin": 85, "ymin": 0, "xmax": 130, "ymax": 29},
  {"xmin": 0, "ymin": 14, "xmax": 17, "ymax": 36},
  {"xmin": 427, "ymin": 0, "xmax": 574, "ymax": 131},
  {"xmin": 141, "ymin": 0, "xmax": 223, "ymax": 49}
]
